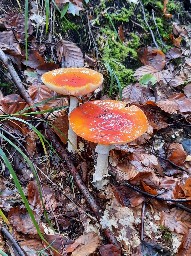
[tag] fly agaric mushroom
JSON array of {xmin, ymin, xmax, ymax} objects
[
  {"xmin": 69, "ymin": 100, "xmax": 149, "ymax": 189},
  {"xmin": 41, "ymin": 68, "xmax": 103, "ymax": 152}
]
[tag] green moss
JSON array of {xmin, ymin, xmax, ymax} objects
[
  {"xmin": 61, "ymin": 17, "xmax": 79, "ymax": 32},
  {"xmin": 159, "ymin": 226, "xmax": 172, "ymax": 242}
]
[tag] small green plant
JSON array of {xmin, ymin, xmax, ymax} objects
[{"xmin": 160, "ymin": 226, "xmax": 172, "ymax": 242}]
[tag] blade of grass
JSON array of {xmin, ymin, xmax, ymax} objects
[
  {"xmin": 24, "ymin": 0, "xmax": 29, "ymax": 59},
  {"xmin": 0, "ymin": 250, "xmax": 9, "ymax": 256},
  {"xmin": 0, "ymin": 148, "xmax": 45, "ymax": 241},
  {"xmin": 45, "ymin": 0, "xmax": 50, "ymax": 32},
  {"xmin": 0, "ymin": 132, "xmax": 53, "ymax": 231}
]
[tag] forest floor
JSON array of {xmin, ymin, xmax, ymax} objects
[{"xmin": 1, "ymin": 0, "xmax": 191, "ymax": 255}]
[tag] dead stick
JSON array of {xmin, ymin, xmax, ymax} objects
[
  {"xmin": 0, "ymin": 49, "xmax": 34, "ymax": 108},
  {"xmin": 45, "ymin": 127, "xmax": 121, "ymax": 248},
  {"xmin": 1, "ymin": 227, "xmax": 26, "ymax": 256}
]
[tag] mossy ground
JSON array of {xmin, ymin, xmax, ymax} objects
[{"xmin": 59, "ymin": 0, "xmax": 186, "ymax": 97}]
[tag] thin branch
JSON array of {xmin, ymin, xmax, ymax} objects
[
  {"xmin": 139, "ymin": 0, "xmax": 159, "ymax": 48},
  {"xmin": 1, "ymin": 227, "xmax": 26, "ymax": 256},
  {"xmin": 0, "ymin": 49, "xmax": 34, "ymax": 108},
  {"xmin": 152, "ymin": 9, "xmax": 166, "ymax": 48}
]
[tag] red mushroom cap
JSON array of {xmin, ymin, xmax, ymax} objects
[
  {"xmin": 41, "ymin": 68, "xmax": 103, "ymax": 96},
  {"xmin": 69, "ymin": 100, "xmax": 149, "ymax": 145}
]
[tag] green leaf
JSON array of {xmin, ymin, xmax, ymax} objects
[{"xmin": 139, "ymin": 74, "xmax": 157, "ymax": 86}]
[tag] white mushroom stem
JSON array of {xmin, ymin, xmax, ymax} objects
[
  {"xmin": 93, "ymin": 144, "xmax": 114, "ymax": 189},
  {"xmin": 68, "ymin": 96, "xmax": 79, "ymax": 153}
]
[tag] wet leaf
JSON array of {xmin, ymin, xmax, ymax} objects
[
  {"xmin": 138, "ymin": 47, "xmax": 166, "ymax": 71},
  {"xmin": 56, "ymin": 40, "xmax": 84, "ymax": 67},
  {"xmin": 139, "ymin": 74, "xmax": 157, "ymax": 86},
  {"xmin": 141, "ymin": 181, "xmax": 158, "ymax": 195},
  {"xmin": 66, "ymin": 232, "xmax": 100, "ymax": 255},
  {"xmin": 156, "ymin": 100, "xmax": 179, "ymax": 114},
  {"xmin": 167, "ymin": 143, "xmax": 187, "ymax": 166}
]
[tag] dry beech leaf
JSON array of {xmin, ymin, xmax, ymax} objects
[
  {"xmin": 167, "ymin": 143, "xmax": 187, "ymax": 166},
  {"xmin": 56, "ymin": 40, "xmax": 84, "ymax": 67},
  {"xmin": 141, "ymin": 105, "xmax": 169, "ymax": 130},
  {"xmin": 1, "ymin": 94, "xmax": 26, "ymax": 114},
  {"xmin": 42, "ymin": 186, "xmax": 58, "ymax": 211},
  {"xmin": 161, "ymin": 209, "xmax": 191, "ymax": 235},
  {"xmin": 137, "ymin": 47, "xmax": 166, "ymax": 71},
  {"xmin": 27, "ymin": 181, "xmax": 42, "ymax": 213},
  {"xmin": 175, "ymin": 96, "xmax": 191, "ymax": 113},
  {"xmin": 166, "ymin": 47, "xmax": 182, "ymax": 60},
  {"xmin": 170, "ymin": 34, "xmax": 182, "ymax": 47},
  {"xmin": 181, "ymin": 178, "xmax": 191, "ymax": 197},
  {"xmin": 50, "ymin": 110, "xmax": 69, "ymax": 144},
  {"xmin": 184, "ymin": 84, "xmax": 191, "ymax": 98},
  {"xmin": 178, "ymin": 229, "xmax": 191, "ymax": 256},
  {"xmin": 28, "ymin": 84, "xmax": 68, "ymax": 111},
  {"xmin": 8, "ymin": 207, "xmax": 41, "ymax": 235},
  {"xmin": 26, "ymin": 131, "xmax": 38, "ymax": 157},
  {"xmin": 99, "ymin": 244, "xmax": 121, "ymax": 256},
  {"xmin": 44, "ymin": 234, "xmax": 73, "ymax": 256},
  {"xmin": 22, "ymin": 50, "xmax": 45, "ymax": 69},
  {"xmin": 0, "ymin": 31, "xmax": 21, "ymax": 56},
  {"xmin": 134, "ymin": 65, "xmax": 164, "ymax": 85},
  {"xmin": 156, "ymin": 100, "xmax": 179, "ymax": 114},
  {"xmin": 4, "ymin": 12, "xmax": 33, "ymax": 42},
  {"xmin": 141, "ymin": 181, "xmax": 158, "ymax": 195},
  {"xmin": 66, "ymin": 232, "xmax": 100, "ymax": 256},
  {"xmin": 112, "ymin": 185, "xmax": 144, "ymax": 207},
  {"xmin": 122, "ymin": 83, "xmax": 155, "ymax": 104}
]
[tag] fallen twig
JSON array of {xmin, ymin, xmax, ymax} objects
[
  {"xmin": 123, "ymin": 182, "xmax": 191, "ymax": 213},
  {"xmin": 45, "ymin": 127, "xmax": 121, "ymax": 248},
  {"xmin": 0, "ymin": 49, "xmax": 34, "ymax": 108},
  {"xmin": 1, "ymin": 227, "xmax": 26, "ymax": 256}
]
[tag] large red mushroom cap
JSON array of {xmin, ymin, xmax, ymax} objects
[
  {"xmin": 41, "ymin": 68, "xmax": 103, "ymax": 96},
  {"xmin": 69, "ymin": 100, "xmax": 149, "ymax": 145}
]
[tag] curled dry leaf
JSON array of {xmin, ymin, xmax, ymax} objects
[
  {"xmin": 163, "ymin": 0, "xmax": 172, "ymax": 18},
  {"xmin": 167, "ymin": 143, "xmax": 187, "ymax": 166},
  {"xmin": 56, "ymin": 40, "xmax": 84, "ymax": 67},
  {"xmin": 0, "ymin": 30, "xmax": 21, "ymax": 56},
  {"xmin": 66, "ymin": 232, "xmax": 100, "ymax": 256},
  {"xmin": 137, "ymin": 47, "xmax": 166, "ymax": 71}
]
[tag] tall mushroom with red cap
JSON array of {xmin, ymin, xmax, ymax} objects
[
  {"xmin": 69, "ymin": 100, "xmax": 149, "ymax": 189},
  {"xmin": 41, "ymin": 67, "xmax": 103, "ymax": 152}
]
